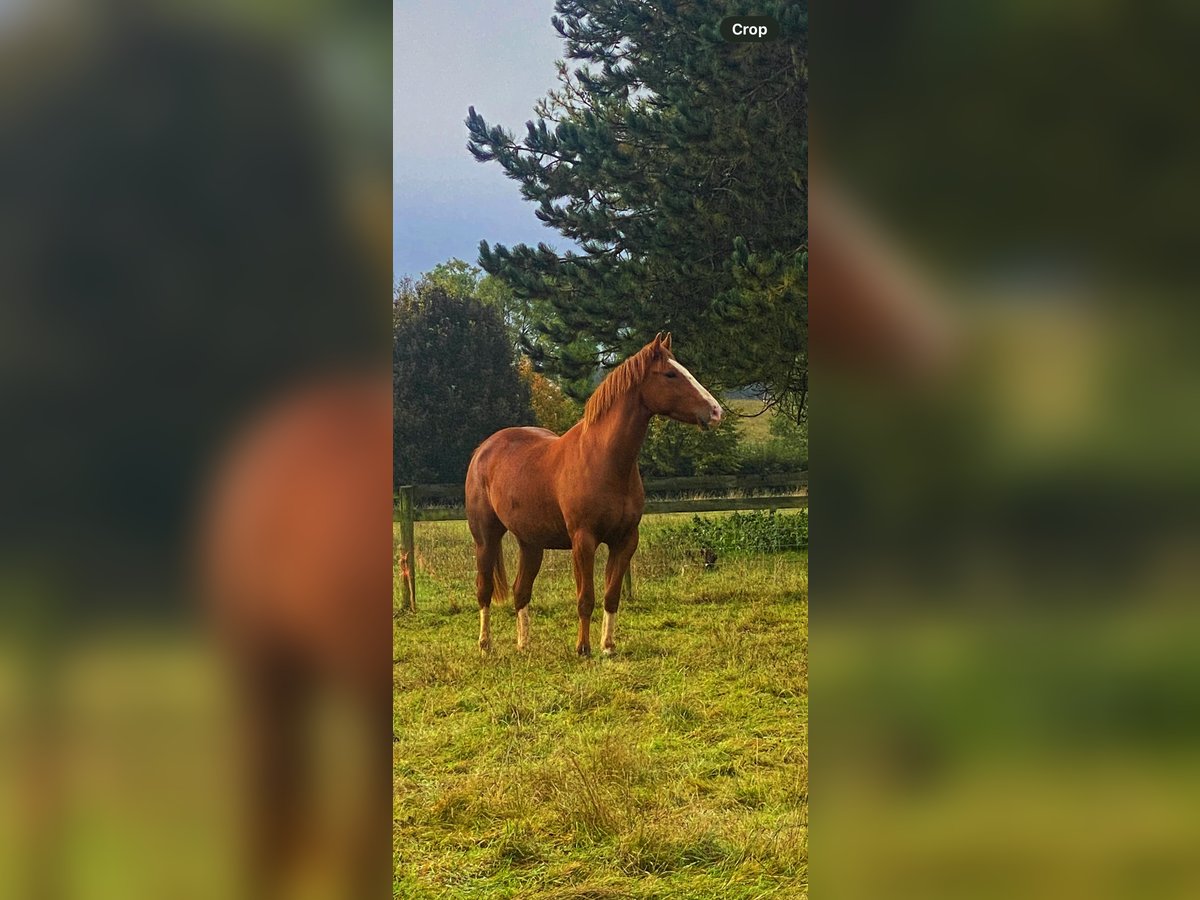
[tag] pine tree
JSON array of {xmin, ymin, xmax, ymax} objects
[{"xmin": 467, "ymin": 0, "xmax": 807, "ymax": 420}]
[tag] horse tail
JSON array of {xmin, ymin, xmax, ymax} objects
[{"xmin": 492, "ymin": 545, "xmax": 509, "ymax": 604}]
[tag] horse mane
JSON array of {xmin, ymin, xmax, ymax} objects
[{"xmin": 583, "ymin": 342, "xmax": 662, "ymax": 429}]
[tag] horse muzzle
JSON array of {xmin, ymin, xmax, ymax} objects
[{"xmin": 698, "ymin": 403, "xmax": 723, "ymax": 428}]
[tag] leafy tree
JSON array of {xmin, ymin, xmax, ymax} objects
[
  {"xmin": 769, "ymin": 405, "xmax": 808, "ymax": 449},
  {"xmin": 519, "ymin": 358, "xmax": 582, "ymax": 434},
  {"xmin": 393, "ymin": 280, "xmax": 533, "ymax": 485},
  {"xmin": 640, "ymin": 416, "xmax": 741, "ymax": 478},
  {"xmin": 423, "ymin": 258, "xmax": 480, "ymax": 300},
  {"xmin": 467, "ymin": 0, "xmax": 807, "ymax": 420},
  {"xmin": 425, "ymin": 257, "xmax": 540, "ymax": 350}
]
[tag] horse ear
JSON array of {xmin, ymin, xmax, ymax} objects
[
  {"xmin": 663, "ymin": 332, "xmax": 672, "ymax": 350},
  {"xmin": 651, "ymin": 332, "xmax": 664, "ymax": 355}
]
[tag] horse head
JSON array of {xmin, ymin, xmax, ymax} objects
[{"xmin": 637, "ymin": 333, "xmax": 723, "ymax": 428}]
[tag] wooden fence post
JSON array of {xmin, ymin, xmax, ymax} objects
[{"xmin": 398, "ymin": 485, "xmax": 416, "ymax": 611}]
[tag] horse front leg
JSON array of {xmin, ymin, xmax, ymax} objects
[
  {"xmin": 571, "ymin": 531, "xmax": 598, "ymax": 656},
  {"xmin": 601, "ymin": 530, "xmax": 639, "ymax": 656}
]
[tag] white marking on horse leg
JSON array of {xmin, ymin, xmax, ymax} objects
[
  {"xmin": 516, "ymin": 607, "xmax": 530, "ymax": 649},
  {"xmin": 601, "ymin": 610, "xmax": 617, "ymax": 655},
  {"xmin": 479, "ymin": 607, "xmax": 492, "ymax": 652}
]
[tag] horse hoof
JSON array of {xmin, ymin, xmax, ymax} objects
[
  {"xmin": 479, "ymin": 642, "xmax": 492, "ymax": 655},
  {"xmin": 577, "ymin": 644, "xmax": 591, "ymax": 657},
  {"xmin": 601, "ymin": 646, "xmax": 616, "ymax": 657}
]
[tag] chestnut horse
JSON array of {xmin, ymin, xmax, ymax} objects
[
  {"xmin": 200, "ymin": 371, "xmax": 392, "ymax": 898},
  {"xmin": 466, "ymin": 333, "xmax": 722, "ymax": 656}
]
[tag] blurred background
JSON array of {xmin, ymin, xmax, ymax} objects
[
  {"xmin": 5, "ymin": 0, "xmax": 1200, "ymax": 896},
  {"xmin": 0, "ymin": 0, "xmax": 389, "ymax": 896},
  {"xmin": 814, "ymin": 2, "xmax": 1200, "ymax": 898}
]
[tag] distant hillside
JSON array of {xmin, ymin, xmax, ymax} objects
[{"xmin": 725, "ymin": 385, "xmax": 765, "ymax": 400}]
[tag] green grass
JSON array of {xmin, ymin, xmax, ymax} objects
[{"xmin": 393, "ymin": 514, "xmax": 808, "ymax": 898}]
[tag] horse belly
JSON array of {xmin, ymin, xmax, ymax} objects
[{"xmin": 491, "ymin": 487, "xmax": 571, "ymax": 549}]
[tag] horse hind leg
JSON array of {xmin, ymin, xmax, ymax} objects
[
  {"xmin": 236, "ymin": 649, "xmax": 312, "ymax": 896},
  {"xmin": 513, "ymin": 542, "xmax": 544, "ymax": 650},
  {"xmin": 470, "ymin": 516, "xmax": 506, "ymax": 654}
]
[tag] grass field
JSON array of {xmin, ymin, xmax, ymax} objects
[
  {"xmin": 727, "ymin": 398, "xmax": 779, "ymax": 443},
  {"xmin": 393, "ymin": 513, "xmax": 808, "ymax": 898}
]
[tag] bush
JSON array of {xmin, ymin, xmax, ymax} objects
[
  {"xmin": 738, "ymin": 440, "xmax": 808, "ymax": 475},
  {"xmin": 655, "ymin": 510, "xmax": 808, "ymax": 555},
  {"xmin": 738, "ymin": 410, "xmax": 807, "ymax": 474},
  {"xmin": 639, "ymin": 416, "xmax": 741, "ymax": 477}
]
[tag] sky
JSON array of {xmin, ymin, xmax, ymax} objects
[{"xmin": 393, "ymin": 0, "xmax": 567, "ymax": 280}]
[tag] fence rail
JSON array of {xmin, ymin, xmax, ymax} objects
[
  {"xmin": 645, "ymin": 495, "xmax": 807, "ymax": 514},
  {"xmin": 396, "ymin": 471, "xmax": 808, "ymax": 522},
  {"xmin": 409, "ymin": 470, "xmax": 808, "ymax": 506}
]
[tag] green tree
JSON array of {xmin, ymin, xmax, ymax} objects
[
  {"xmin": 393, "ymin": 279, "xmax": 534, "ymax": 486},
  {"xmin": 640, "ymin": 416, "xmax": 742, "ymax": 478},
  {"xmin": 425, "ymin": 257, "xmax": 540, "ymax": 351},
  {"xmin": 519, "ymin": 358, "xmax": 583, "ymax": 434},
  {"xmin": 467, "ymin": 0, "xmax": 807, "ymax": 420},
  {"xmin": 423, "ymin": 258, "xmax": 480, "ymax": 300},
  {"xmin": 769, "ymin": 406, "xmax": 807, "ymax": 451}
]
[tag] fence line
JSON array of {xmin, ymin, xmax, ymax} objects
[
  {"xmin": 645, "ymin": 495, "xmax": 807, "ymax": 514},
  {"xmin": 408, "ymin": 470, "xmax": 808, "ymax": 506},
  {"xmin": 393, "ymin": 478, "xmax": 806, "ymax": 606},
  {"xmin": 396, "ymin": 471, "xmax": 808, "ymax": 522}
]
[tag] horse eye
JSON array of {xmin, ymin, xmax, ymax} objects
[{"xmin": 664, "ymin": 370, "xmax": 677, "ymax": 379}]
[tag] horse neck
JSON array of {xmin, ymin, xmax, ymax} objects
[{"xmin": 579, "ymin": 389, "xmax": 651, "ymax": 477}]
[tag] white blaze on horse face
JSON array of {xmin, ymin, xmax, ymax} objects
[
  {"xmin": 517, "ymin": 607, "xmax": 530, "ymax": 649},
  {"xmin": 602, "ymin": 610, "xmax": 617, "ymax": 653},
  {"xmin": 668, "ymin": 359, "xmax": 722, "ymax": 423}
]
